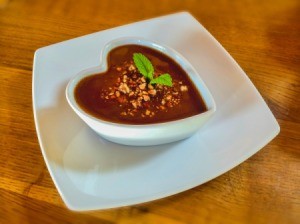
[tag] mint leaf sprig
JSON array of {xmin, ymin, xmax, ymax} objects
[{"xmin": 133, "ymin": 53, "xmax": 172, "ymax": 87}]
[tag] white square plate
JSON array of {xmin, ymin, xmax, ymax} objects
[{"xmin": 33, "ymin": 12, "xmax": 280, "ymax": 211}]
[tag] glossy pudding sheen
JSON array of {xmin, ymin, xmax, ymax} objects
[{"xmin": 74, "ymin": 45, "xmax": 207, "ymax": 124}]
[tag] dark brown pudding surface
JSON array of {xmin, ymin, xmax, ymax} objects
[{"xmin": 75, "ymin": 45, "xmax": 207, "ymax": 124}]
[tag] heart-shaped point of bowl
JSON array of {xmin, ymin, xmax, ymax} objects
[{"xmin": 66, "ymin": 37, "xmax": 216, "ymax": 146}]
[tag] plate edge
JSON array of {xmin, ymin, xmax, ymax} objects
[{"xmin": 32, "ymin": 11, "xmax": 281, "ymax": 211}]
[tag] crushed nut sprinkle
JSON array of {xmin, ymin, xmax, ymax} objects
[
  {"xmin": 100, "ymin": 61, "xmax": 189, "ymax": 118},
  {"xmin": 180, "ymin": 85, "xmax": 188, "ymax": 92}
]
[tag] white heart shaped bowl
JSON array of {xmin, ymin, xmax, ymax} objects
[{"xmin": 66, "ymin": 37, "xmax": 216, "ymax": 146}]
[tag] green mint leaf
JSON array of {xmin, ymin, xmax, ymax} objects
[
  {"xmin": 133, "ymin": 53, "xmax": 154, "ymax": 80},
  {"xmin": 150, "ymin": 74, "xmax": 173, "ymax": 87},
  {"xmin": 133, "ymin": 53, "xmax": 173, "ymax": 87}
]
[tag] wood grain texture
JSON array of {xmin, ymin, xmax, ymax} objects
[{"xmin": 0, "ymin": 0, "xmax": 299, "ymax": 223}]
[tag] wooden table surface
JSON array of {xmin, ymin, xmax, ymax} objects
[{"xmin": 1, "ymin": 0, "xmax": 299, "ymax": 223}]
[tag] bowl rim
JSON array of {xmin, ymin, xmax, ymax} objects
[{"xmin": 66, "ymin": 37, "xmax": 216, "ymax": 128}]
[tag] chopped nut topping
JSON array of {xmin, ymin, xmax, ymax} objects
[
  {"xmin": 148, "ymin": 84, "xmax": 154, "ymax": 89},
  {"xmin": 119, "ymin": 83, "xmax": 130, "ymax": 94},
  {"xmin": 180, "ymin": 85, "xmax": 188, "ymax": 92},
  {"xmin": 132, "ymin": 101, "xmax": 137, "ymax": 108},
  {"xmin": 139, "ymin": 83, "xmax": 146, "ymax": 90},
  {"xmin": 128, "ymin": 64, "xmax": 135, "ymax": 71},
  {"xmin": 148, "ymin": 89, "xmax": 157, "ymax": 96},
  {"xmin": 166, "ymin": 95, "xmax": 172, "ymax": 101},
  {"xmin": 99, "ymin": 61, "xmax": 188, "ymax": 119},
  {"xmin": 143, "ymin": 95, "xmax": 150, "ymax": 101}
]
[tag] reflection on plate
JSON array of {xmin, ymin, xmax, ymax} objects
[{"xmin": 33, "ymin": 12, "xmax": 279, "ymax": 211}]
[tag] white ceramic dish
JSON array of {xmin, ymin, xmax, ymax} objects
[
  {"xmin": 66, "ymin": 38, "xmax": 216, "ymax": 146},
  {"xmin": 33, "ymin": 12, "xmax": 280, "ymax": 211}
]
